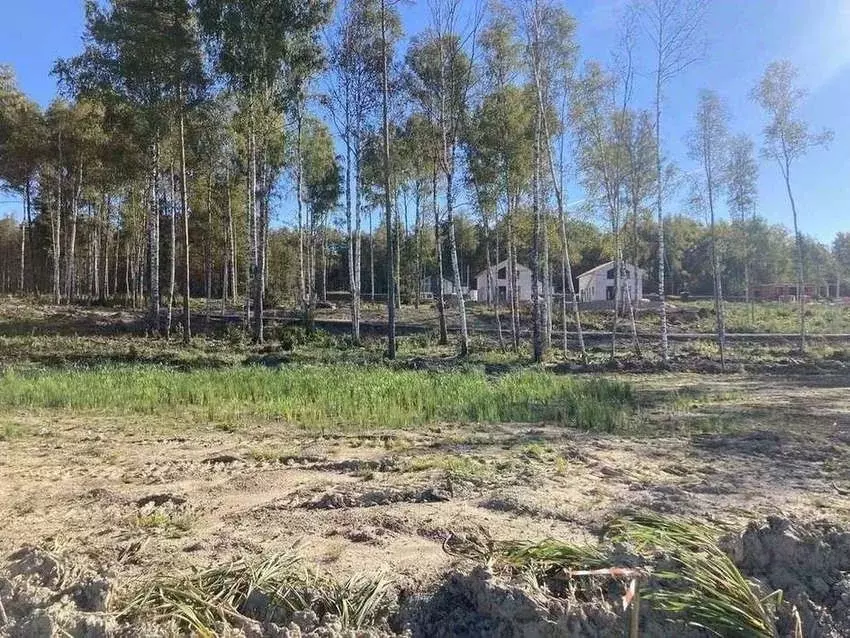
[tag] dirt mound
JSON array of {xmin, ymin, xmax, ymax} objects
[
  {"xmin": 4, "ymin": 517, "xmax": 850, "ymax": 637},
  {"xmin": 0, "ymin": 547, "xmax": 117, "ymax": 638},
  {"xmin": 398, "ymin": 566, "xmax": 623, "ymax": 637},
  {"xmin": 303, "ymin": 485, "xmax": 451, "ymax": 509},
  {"xmin": 400, "ymin": 517, "xmax": 850, "ymax": 638},
  {"xmin": 730, "ymin": 517, "xmax": 850, "ymax": 638}
]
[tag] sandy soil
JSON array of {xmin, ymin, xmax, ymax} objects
[{"xmin": 2, "ymin": 372, "xmax": 849, "ymax": 593}]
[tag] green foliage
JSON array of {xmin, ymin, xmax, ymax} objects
[
  {"xmin": 274, "ymin": 325, "xmax": 337, "ymax": 350},
  {"xmin": 0, "ymin": 365, "xmax": 634, "ymax": 431},
  {"xmin": 302, "ymin": 117, "xmax": 341, "ymax": 221},
  {"xmin": 405, "ymin": 454, "xmax": 492, "ymax": 481}
]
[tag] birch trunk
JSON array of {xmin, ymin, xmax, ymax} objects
[
  {"xmin": 19, "ymin": 221, "xmax": 25, "ymax": 293},
  {"xmin": 507, "ymin": 209, "xmax": 520, "ymax": 351},
  {"xmin": 25, "ymin": 179, "xmax": 37, "ymax": 295},
  {"xmin": 244, "ymin": 164, "xmax": 252, "ymax": 330},
  {"xmin": 205, "ymin": 173, "xmax": 213, "ymax": 334},
  {"xmin": 612, "ymin": 231, "xmax": 622, "ymax": 361},
  {"xmin": 531, "ymin": 119, "xmax": 543, "ymax": 363},
  {"xmin": 708, "ymin": 173, "xmax": 726, "ymax": 370},
  {"xmin": 225, "ymin": 167, "xmax": 238, "ymax": 302},
  {"xmin": 655, "ymin": 59, "xmax": 670, "ymax": 363},
  {"xmin": 178, "ymin": 98, "xmax": 192, "ymax": 344},
  {"xmin": 414, "ymin": 184, "xmax": 422, "ymax": 310},
  {"xmin": 445, "ymin": 168, "xmax": 468, "ymax": 356},
  {"xmin": 381, "ymin": 0, "xmax": 396, "ymax": 359},
  {"xmin": 296, "ymin": 104, "xmax": 306, "ymax": 320},
  {"xmin": 369, "ymin": 208, "xmax": 375, "ymax": 302},
  {"xmin": 542, "ymin": 210, "xmax": 551, "ymax": 350},
  {"xmin": 353, "ymin": 134, "xmax": 362, "ymax": 341},
  {"xmin": 783, "ymin": 160, "xmax": 806, "ymax": 353},
  {"xmin": 167, "ymin": 164, "xmax": 176, "ymax": 337},
  {"xmin": 251, "ymin": 130, "xmax": 264, "ymax": 343},
  {"xmin": 66, "ymin": 167, "xmax": 83, "ymax": 303},
  {"xmin": 432, "ymin": 161, "xmax": 448, "ymax": 345},
  {"xmin": 52, "ymin": 165, "xmax": 62, "ymax": 304},
  {"xmin": 102, "ymin": 202, "xmax": 110, "ymax": 302},
  {"xmin": 148, "ymin": 143, "xmax": 161, "ymax": 335},
  {"xmin": 345, "ymin": 105, "xmax": 358, "ymax": 342}
]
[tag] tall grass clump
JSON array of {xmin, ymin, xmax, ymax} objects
[{"xmin": 0, "ymin": 365, "xmax": 633, "ymax": 431}]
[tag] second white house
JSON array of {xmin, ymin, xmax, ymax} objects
[
  {"xmin": 578, "ymin": 261, "xmax": 644, "ymax": 303},
  {"xmin": 475, "ymin": 259, "xmax": 533, "ymax": 304}
]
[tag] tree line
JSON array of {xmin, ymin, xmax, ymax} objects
[{"xmin": 0, "ymin": 0, "xmax": 844, "ymax": 362}]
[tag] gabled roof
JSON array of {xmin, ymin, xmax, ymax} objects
[
  {"xmin": 475, "ymin": 259, "xmax": 531, "ymax": 279},
  {"xmin": 578, "ymin": 261, "xmax": 645, "ymax": 279}
]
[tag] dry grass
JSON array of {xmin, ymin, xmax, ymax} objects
[
  {"xmin": 611, "ymin": 514, "xmax": 781, "ymax": 638},
  {"xmin": 120, "ymin": 553, "xmax": 393, "ymax": 636}
]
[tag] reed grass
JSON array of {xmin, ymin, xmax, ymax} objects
[{"xmin": 0, "ymin": 365, "xmax": 633, "ymax": 431}]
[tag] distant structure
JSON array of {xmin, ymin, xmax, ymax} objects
[
  {"xmin": 421, "ymin": 275, "xmax": 468, "ymax": 300},
  {"xmin": 474, "ymin": 259, "xmax": 533, "ymax": 304},
  {"xmin": 578, "ymin": 261, "xmax": 644, "ymax": 303},
  {"xmin": 752, "ymin": 283, "xmax": 820, "ymax": 302}
]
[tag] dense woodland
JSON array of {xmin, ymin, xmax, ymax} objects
[{"xmin": 1, "ymin": 0, "xmax": 847, "ymax": 361}]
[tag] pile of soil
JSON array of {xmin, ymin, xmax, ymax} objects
[
  {"xmin": 3, "ymin": 517, "xmax": 850, "ymax": 637},
  {"xmin": 0, "ymin": 547, "xmax": 117, "ymax": 638},
  {"xmin": 732, "ymin": 517, "xmax": 850, "ymax": 638}
]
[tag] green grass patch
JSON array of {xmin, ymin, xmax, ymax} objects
[
  {"xmin": 0, "ymin": 421, "xmax": 28, "ymax": 441},
  {"xmin": 0, "ymin": 365, "xmax": 634, "ymax": 431},
  {"xmin": 404, "ymin": 454, "xmax": 494, "ymax": 480}
]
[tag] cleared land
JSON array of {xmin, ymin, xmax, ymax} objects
[{"xmin": 1, "ymin": 299, "xmax": 850, "ymax": 637}]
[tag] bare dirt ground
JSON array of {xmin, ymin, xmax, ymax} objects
[{"xmin": 2, "ymin": 371, "xmax": 850, "ymax": 635}]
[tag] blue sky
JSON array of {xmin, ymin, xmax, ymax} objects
[{"xmin": 1, "ymin": 0, "xmax": 848, "ymax": 243}]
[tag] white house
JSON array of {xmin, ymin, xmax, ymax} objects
[
  {"xmin": 475, "ymin": 259, "xmax": 533, "ymax": 304},
  {"xmin": 421, "ymin": 275, "xmax": 468, "ymax": 298},
  {"xmin": 578, "ymin": 261, "xmax": 644, "ymax": 304}
]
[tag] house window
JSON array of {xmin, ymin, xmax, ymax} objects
[
  {"xmin": 606, "ymin": 286, "xmax": 615, "ymax": 300},
  {"xmin": 606, "ymin": 267, "xmax": 616, "ymax": 279},
  {"xmin": 497, "ymin": 266, "xmax": 507, "ymax": 279}
]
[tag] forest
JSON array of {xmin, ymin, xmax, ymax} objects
[{"xmin": 1, "ymin": 0, "xmax": 847, "ymax": 361}]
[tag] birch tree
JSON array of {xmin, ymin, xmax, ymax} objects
[
  {"xmin": 0, "ymin": 67, "xmax": 46, "ymax": 296},
  {"xmin": 724, "ymin": 134, "xmax": 758, "ymax": 320},
  {"xmin": 302, "ymin": 117, "xmax": 341, "ymax": 334},
  {"xmin": 326, "ymin": 0, "xmax": 387, "ymax": 344},
  {"xmin": 686, "ymin": 89, "xmax": 729, "ymax": 369},
  {"xmin": 751, "ymin": 60, "xmax": 833, "ymax": 353},
  {"xmin": 198, "ymin": 0, "xmax": 331, "ymax": 342},
  {"xmin": 636, "ymin": 0, "xmax": 706, "ymax": 363},
  {"xmin": 571, "ymin": 63, "xmax": 643, "ymax": 361},
  {"xmin": 407, "ymin": 0, "xmax": 479, "ymax": 357},
  {"xmin": 57, "ymin": 0, "xmax": 206, "ymax": 336},
  {"xmin": 521, "ymin": 0, "xmax": 587, "ymax": 363},
  {"xmin": 476, "ymin": 5, "xmax": 527, "ymax": 351}
]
